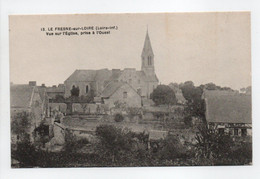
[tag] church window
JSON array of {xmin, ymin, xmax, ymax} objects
[
  {"xmin": 86, "ymin": 85, "xmax": 89, "ymax": 93},
  {"xmin": 123, "ymin": 92, "xmax": 127, "ymax": 99},
  {"xmin": 148, "ymin": 56, "xmax": 152, "ymax": 65}
]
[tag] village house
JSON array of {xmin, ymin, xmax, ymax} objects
[
  {"xmin": 10, "ymin": 81, "xmax": 46, "ymax": 143},
  {"xmin": 64, "ymin": 31, "xmax": 159, "ymax": 107},
  {"xmin": 203, "ymin": 90, "xmax": 252, "ymax": 137},
  {"xmin": 101, "ymin": 81, "xmax": 142, "ymax": 108}
]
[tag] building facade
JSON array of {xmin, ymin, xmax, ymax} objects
[
  {"xmin": 10, "ymin": 82, "xmax": 46, "ymax": 143},
  {"xmin": 64, "ymin": 31, "xmax": 159, "ymax": 103}
]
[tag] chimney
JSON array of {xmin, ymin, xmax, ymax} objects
[
  {"xmin": 29, "ymin": 81, "xmax": 36, "ymax": 86},
  {"xmin": 41, "ymin": 83, "xmax": 46, "ymax": 87},
  {"xmin": 112, "ymin": 69, "xmax": 121, "ymax": 75}
]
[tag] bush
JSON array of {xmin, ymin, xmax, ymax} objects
[
  {"xmin": 114, "ymin": 113, "xmax": 124, "ymax": 122},
  {"xmin": 64, "ymin": 130, "xmax": 89, "ymax": 153}
]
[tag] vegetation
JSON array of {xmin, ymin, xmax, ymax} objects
[
  {"xmin": 70, "ymin": 85, "xmax": 80, "ymax": 97},
  {"xmin": 11, "ymin": 123, "xmax": 252, "ymax": 167},
  {"xmin": 150, "ymin": 85, "xmax": 177, "ymax": 106},
  {"xmin": 11, "ymin": 112, "xmax": 32, "ymax": 142},
  {"xmin": 114, "ymin": 113, "xmax": 124, "ymax": 122}
]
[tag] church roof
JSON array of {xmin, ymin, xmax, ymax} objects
[
  {"xmin": 101, "ymin": 81, "xmax": 126, "ymax": 98},
  {"xmin": 141, "ymin": 31, "xmax": 154, "ymax": 57},
  {"xmin": 65, "ymin": 69, "xmax": 111, "ymax": 82},
  {"xmin": 204, "ymin": 90, "xmax": 251, "ymax": 124},
  {"xmin": 10, "ymin": 85, "xmax": 35, "ymax": 108}
]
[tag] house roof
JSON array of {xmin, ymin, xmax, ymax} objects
[
  {"xmin": 10, "ymin": 85, "xmax": 35, "ymax": 108},
  {"xmin": 204, "ymin": 90, "xmax": 251, "ymax": 124},
  {"xmin": 46, "ymin": 86, "xmax": 65, "ymax": 93},
  {"xmin": 101, "ymin": 81, "xmax": 126, "ymax": 98}
]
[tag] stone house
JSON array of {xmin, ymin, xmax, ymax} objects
[
  {"xmin": 101, "ymin": 81, "xmax": 142, "ymax": 108},
  {"xmin": 10, "ymin": 82, "xmax": 45, "ymax": 143},
  {"xmin": 64, "ymin": 31, "xmax": 159, "ymax": 104},
  {"xmin": 203, "ymin": 90, "xmax": 252, "ymax": 137}
]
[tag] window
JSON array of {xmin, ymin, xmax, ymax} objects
[
  {"xmin": 241, "ymin": 129, "xmax": 247, "ymax": 136},
  {"xmin": 234, "ymin": 128, "xmax": 238, "ymax": 136},
  {"xmin": 138, "ymin": 79, "xmax": 141, "ymax": 84},
  {"xmin": 123, "ymin": 92, "xmax": 127, "ymax": 99},
  {"xmin": 218, "ymin": 128, "xmax": 224, "ymax": 135},
  {"xmin": 86, "ymin": 85, "xmax": 89, "ymax": 93},
  {"xmin": 148, "ymin": 56, "xmax": 152, "ymax": 65},
  {"xmin": 129, "ymin": 79, "xmax": 132, "ymax": 84}
]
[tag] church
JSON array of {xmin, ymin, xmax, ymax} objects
[{"xmin": 64, "ymin": 30, "xmax": 159, "ymax": 107}]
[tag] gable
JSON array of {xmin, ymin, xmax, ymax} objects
[{"xmin": 10, "ymin": 85, "xmax": 34, "ymax": 108}]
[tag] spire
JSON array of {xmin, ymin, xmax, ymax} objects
[{"xmin": 141, "ymin": 29, "xmax": 154, "ymax": 57}]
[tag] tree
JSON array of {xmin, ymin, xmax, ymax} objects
[
  {"xmin": 95, "ymin": 125, "xmax": 149, "ymax": 166},
  {"xmin": 180, "ymin": 81, "xmax": 205, "ymax": 122},
  {"xmin": 95, "ymin": 125, "xmax": 134, "ymax": 164},
  {"xmin": 79, "ymin": 89, "xmax": 95, "ymax": 103},
  {"xmin": 11, "ymin": 112, "xmax": 32, "ymax": 142},
  {"xmin": 70, "ymin": 85, "xmax": 80, "ymax": 97},
  {"xmin": 54, "ymin": 94, "xmax": 65, "ymax": 102},
  {"xmin": 150, "ymin": 85, "xmax": 177, "ymax": 106},
  {"xmin": 157, "ymin": 134, "xmax": 187, "ymax": 160},
  {"xmin": 168, "ymin": 82, "xmax": 179, "ymax": 92},
  {"xmin": 114, "ymin": 113, "xmax": 124, "ymax": 122},
  {"xmin": 195, "ymin": 124, "xmax": 234, "ymax": 161}
]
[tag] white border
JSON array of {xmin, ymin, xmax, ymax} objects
[{"xmin": 1, "ymin": 0, "xmax": 260, "ymax": 179}]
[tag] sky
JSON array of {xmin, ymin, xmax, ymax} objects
[{"xmin": 9, "ymin": 12, "xmax": 251, "ymax": 90}]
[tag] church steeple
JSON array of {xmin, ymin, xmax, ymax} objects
[
  {"xmin": 141, "ymin": 29, "xmax": 155, "ymax": 76},
  {"xmin": 141, "ymin": 29, "xmax": 154, "ymax": 58}
]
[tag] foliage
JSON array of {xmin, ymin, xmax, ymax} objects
[
  {"xmin": 70, "ymin": 85, "xmax": 80, "ymax": 97},
  {"xmin": 180, "ymin": 81, "xmax": 205, "ymax": 123},
  {"xmin": 64, "ymin": 129, "xmax": 89, "ymax": 153},
  {"xmin": 194, "ymin": 124, "xmax": 234, "ymax": 161},
  {"xmin": 12, "ymin": 140, "xmax": 37, "ymax": 167},
  {"xmin": 150, "ymin": 85, "xmax": 177, "ymax": 106},
  {"xmin": 11, "ymin": 112, "xmax": 32, "ymax": 142},
  {"xmin": 155, "ymin": 134, "xmax": 188, "ymax": 160},
  {"xmin": 127, "ymin": 107, "xmax": 142, "ymax": 119},
  {"xmin": 114, "ymin": 100, "xmax": 128, "ymax": 109},
  {"xmin": 34, "ymin": 122, "xmax": 50, "ymax": 147},
  {"xmin": 79, "ymin": 89, "xmax": 95, "ymax": 103},
  {"xmin": 53, "ymin": 94, "xmax": 65, "ymax": 102},
  {"xmin": 114, "ymin": 113, "xmax": 124, "ymax": 122},
  {"xmin": 12, "ymin": 123, "xmax": 252, "ymax": 167},
  {"xmin": 95, "ymin": 125, "xmax": 149, "ymax": 165}
]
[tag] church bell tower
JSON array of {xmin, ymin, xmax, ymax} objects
[{"xmin": 141, "ymin": 29, "xmax": 155, "ymax": 77}]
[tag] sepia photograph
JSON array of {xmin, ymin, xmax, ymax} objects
[{"xmin": 9, "ymin": 12, "xmax": 252, "ymax": 168}]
